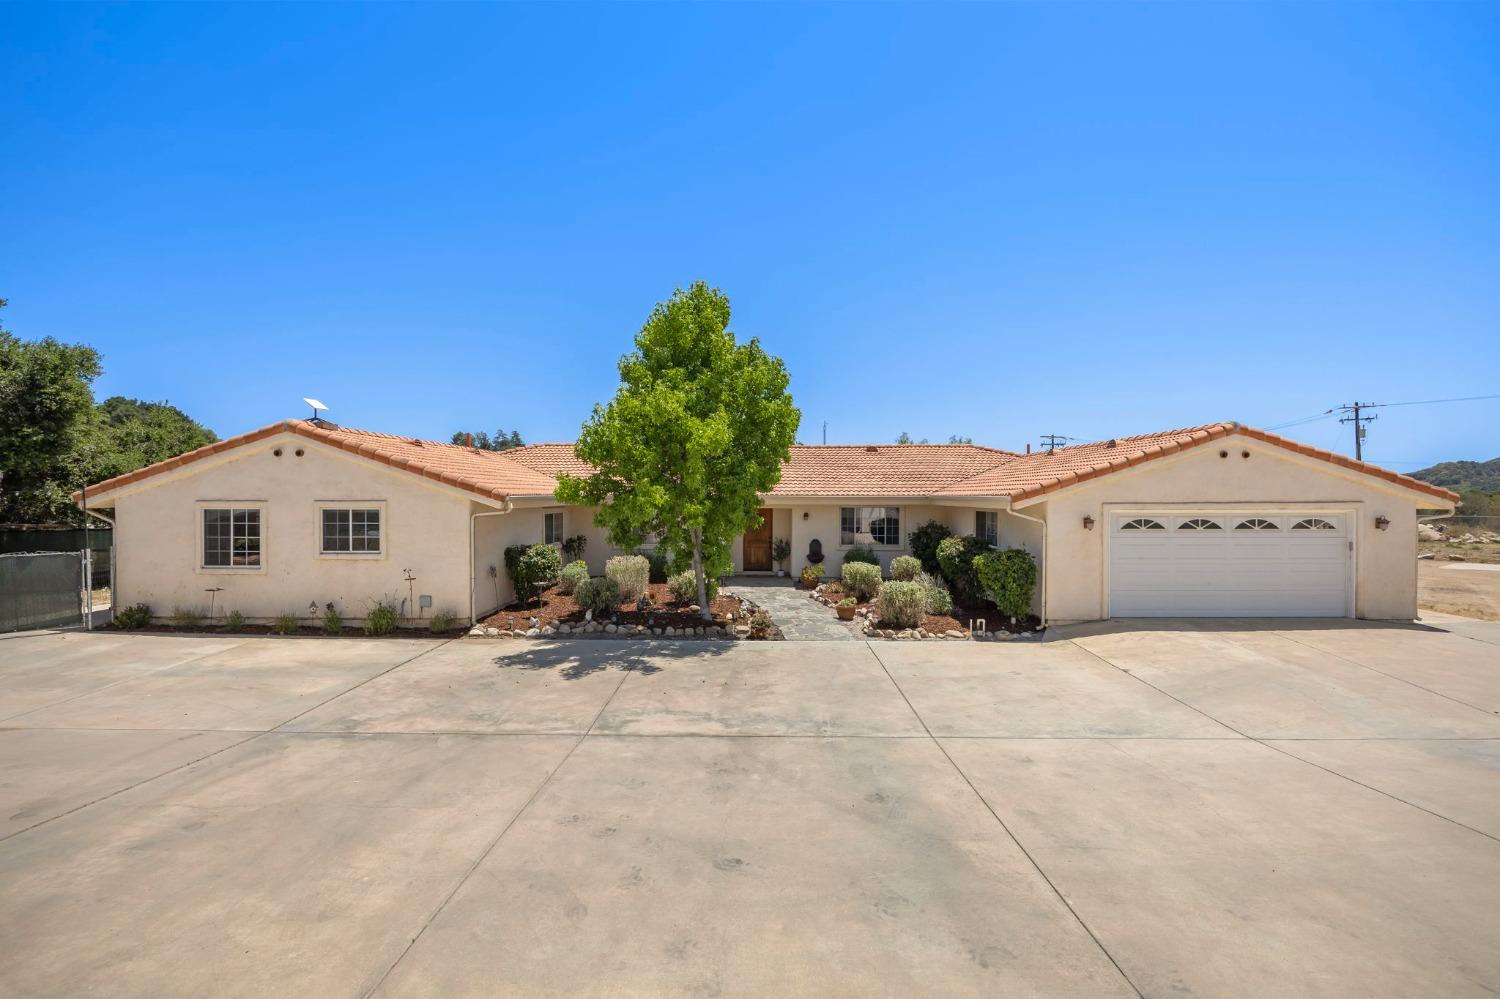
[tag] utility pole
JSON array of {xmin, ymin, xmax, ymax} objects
[
  {"xmin": 1336, "ymin": 402, "xmax": 1377, "ymax": 461},
  {"xmin": 1039, "ymin": 434, "xmax": 1069, "ymax": 452}
]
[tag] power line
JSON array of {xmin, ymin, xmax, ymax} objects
[
  {"xmin": 1367, "ymin": 393, "xmax": 1500, "ymax": 409},
  {"xmin": 1336, "ymin": 402, "xmax": 1377, "ymax": 461}
]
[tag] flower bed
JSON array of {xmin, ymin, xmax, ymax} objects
[
  {"xmin": 474, "ymin": 581, "xmax": 780, "ymax": 640},
  {"xmin": 811, "ymin": 581, "xmax": 1040, "ymax": 641}
]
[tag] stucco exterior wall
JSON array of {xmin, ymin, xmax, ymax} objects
[
  {"xmin": 1035, "ymin": 433, "xmax": 1426, "ymax": 623},
  {"xmin": 109, "ymin": 431, "xmax": 477, "ymax": 624}
]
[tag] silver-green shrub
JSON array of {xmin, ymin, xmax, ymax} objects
[
  {"xmin": 575, "ymin": 576, "xmax": 621, "ymax": 616},
  {"xmin": 558, "ymin": 560, "xmax": 590, "ymax": 595},
  {"xmin": 889, "ymin": 555, "xmax": 922, "ymax": 581},
  {"xmin": 841, "ymin": 561, "xmax": 883, "ymax": 602},
  {"xmin": 605, "ymin": 554, "xmax": 649, "ymax": 602},
  {"xmin": 875, "ymin": 580, "xmax": 925, "ymax": 629}
]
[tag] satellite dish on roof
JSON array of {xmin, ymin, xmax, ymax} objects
[{"xmin": 304, "ymin": 398, "xmax": 328, "ymax": 420}]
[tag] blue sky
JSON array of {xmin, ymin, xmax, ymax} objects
[{"xmin": 3, "ymin": 3, "xmax": 1497, "ymax": 466}]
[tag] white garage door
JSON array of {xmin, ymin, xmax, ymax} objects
[{"xmin": 1109, "ymin": 512, "xmax": 1351, "ymax": 617}]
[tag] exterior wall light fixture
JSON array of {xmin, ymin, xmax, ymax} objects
[
  {"xmin": 1083, "ymin": 515, "xmax": 1095, "ymax": 530},
  {"xmin": 1375, "ymin": 515, "xmax": 1390, "ymax": 530}
]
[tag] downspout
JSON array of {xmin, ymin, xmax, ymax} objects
[
  {"xmin": 1005, "ymin": 500, "xmax": 1047, "ymax": 627},
  {"xmin": 469, "ymin": 500, "xmax": 514, "ymax": 627},
  {"xmin": 79, "ymin": 504, "xmax": 116, "ymax": 625}
]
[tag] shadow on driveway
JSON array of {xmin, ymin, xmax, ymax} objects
[{"xmin": 492, "ymin": 638, "xmax": 735, "ymax": 681}]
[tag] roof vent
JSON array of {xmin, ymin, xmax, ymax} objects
[
  {"xmin": 410, "ymin": 439, "xmax": 424, "ymax": 446},
  {"xmin": 865, "ymin": 446, "xmax": 878, "ymax": 453},
  {"xmin": 1106, "ymin": 439, "xmax": 1117, "ymax": 448}
]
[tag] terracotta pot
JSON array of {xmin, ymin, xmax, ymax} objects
[{"xmin": 836, "ymin": 605, "xmax": 857, "ymax": 621}]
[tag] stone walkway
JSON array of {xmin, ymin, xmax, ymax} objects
[{"xmin": 725, "ymin": 576, "xmax": 858, "ymax": 641}]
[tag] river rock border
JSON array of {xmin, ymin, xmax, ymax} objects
[
  {"xmin": 467, "ymin": 595, "xmax": 784, "ymax": 641},
  {"xmin": 809, "ymin": 586, "xmax": 1038, "ymax": 642}
]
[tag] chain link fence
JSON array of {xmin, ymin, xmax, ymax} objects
[{"xmin": 0, "ymin": 551, "xmax": 89, "ymax": 633}]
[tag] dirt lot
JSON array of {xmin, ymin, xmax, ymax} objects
[{"xmin": 1420, "ymin": 558, "xmax": 1500, "ymax": 620}]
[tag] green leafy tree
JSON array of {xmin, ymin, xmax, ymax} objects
[
  {"xmin": 93, "ymin": 397, "xmax": 217, "ymax": 480},
  {"xmin": 451, "ymin": 429, "xmax": 524, "ymax": 451},
  {"xmin": 556, "ymin": 282, "xmax": 800, "ymax": 620},
  {"xmin": 0, "ymin": 300, "xmax": 103, "ymax": 523}
]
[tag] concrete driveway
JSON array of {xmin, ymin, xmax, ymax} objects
[{"xmin": 1, "ymin": 620, "xmax": 1498, "ymax": 998}]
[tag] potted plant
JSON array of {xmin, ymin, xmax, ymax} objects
[
  {"xmin": 799, "ymin": 563, "xmax": 824, "ymax": 589},
  {"xmin": 835, "ymin": 597, "xmax": 857, "ymax": 621},
  {"xmin": 771, "ymin": 537, "xmax": 791, "ymax": 577}
]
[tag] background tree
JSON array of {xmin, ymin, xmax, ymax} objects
[
  {"xmin": 556, "ymin": 282, "xmax": 800, "ymax": 620},
  {"xmin": 450, "ymin": 429, "xmax": 524, "ymax": 451},
  {"xmin": 0, "ymin": 300, "xmax": 218, "ymax": 523}
]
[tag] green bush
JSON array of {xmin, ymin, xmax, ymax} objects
[
  {"xmin": 749, "ymin": 610, "xmax": 773, "ymax": 639},
  {"xmin": 561, "ymin": 534, "xmax": 588, "ymax": 562},
  {"xmin": 800, "ymin": 563, "xmax": 825, "ymax": 587},
  {"xmin": 506, "ymin": 543, "xmax": 562, "ymax": 604},
  {"xmin": 936, "ymin": 534, "xmax": 993, "ymax": 605},
  {"xmin": 429, "ymin": 609, "xmax": 458, "ymax": 633},
  {"xmin": 574, "ymin": 576, "xmax": 621, "ymax": 616},
  {"xmin": 558, "ymin": 560, "xmax": 590, "ymax": 595},
  {"xmin": 115, "ymin": 603, "xmax": 152, "ymax": 629},
  {"xmin": 974, "ymin": 548, "xmax": 1038, "ymax": 622},
  {"xmin": 364, "ymin": 598, "xmax": 400, "ymax": 636},
  {"xmin": 914, "ymin": 571, "xmax": 953, "ymax": 615},
  {"xmin": 606, "ymin": 554, "xmax": 650, "ymax": 602},
  {"xmin": 907, "ymin": 520, "xmax": 953, "ymax": 575},
  {"xmin": 667, "ymin": 570, "xmax": 719, "ymax": 605},
  {"xmin": 875, "ymin": 580, "xmax": 925, "ymax": 629},
  {"xmin": 271, "ymin": 612, "xmax": 300, "ymax": 635},
  {"xmin": 841, "ymin": 561, "xmax": 883, "ymax": 601},
  {"xmin": 223, "ymin": 609, "xmax": 246, "ymax": 632},
  {"xmin": 889, "ymin": 555, "xmax": 922, "ymax": 581},
  {"xmin": 170, "ymin": 606, "xmax": 204, "ymax": 629},
  {"xmin": 842, "ymin": 544, "xmax": 879, "ymax": 566},
  {"xmin": 320, "ymin": 603, "xmax": 343, "ymax": 635}
]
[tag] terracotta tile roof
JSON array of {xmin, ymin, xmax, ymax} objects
[
  {"xmin": 75, "ymin": 420, "xmax": 559, "ymax": 504},
  {"xmin": 767, "ymin": 444, "xmax": 1020, "ymax": 497},
  {"xmin": 502, "ymin": 442, "xmax": 597, "ymax": 479},
  {"xmin": 938, "ymin": 422, "xmax": 1460, "ymax": 504}
]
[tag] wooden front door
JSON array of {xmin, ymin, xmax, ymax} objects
[{"xmin": 742, "ymin": 507, "xmax": 774, "ymax": 571}]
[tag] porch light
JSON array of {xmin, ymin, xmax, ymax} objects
[
  {"xmin": 1375, "ymin": 515, "xmax": 1390, "ymax": 531},
  {"xmin": 1082, "ymin": 515, "xmax": 1095, "ymax": 531}
]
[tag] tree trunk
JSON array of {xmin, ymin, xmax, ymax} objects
[{"xmin": 690, "ymin": 528, "xmax": 712, "ymax": 621}]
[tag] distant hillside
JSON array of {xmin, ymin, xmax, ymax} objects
[{"xmin": 1410, "ymin": 458, "xmax": 1500, "ymax": 494}]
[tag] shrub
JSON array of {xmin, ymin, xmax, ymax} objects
[
  {"xmin": 771, "ymin": 537, "xmax": 791, "ymax": 568},
  {"xmin": 606, "ymin": 554, "xmax": 650, "ymax": 602},
  {"xmin": 561, "ymin": 534, "xmax": 588, "ymax": 562},
  {"xmin": 800, "ymin": 563, "xmax": 825, "ymax": 587},
  {"xmin": 223, "ymin": 609, "xmax": 246, "ymax": 632},
  {"xmin": 667, "ymin": 570, "xmax": 719, "ymax": 605},
  {"xmin": 842, "ymin": 544, "xmax": 879, "ymax": 566},
  {"xmin": 640, "ymin": 549, "xmax": 670, "ymax": 583},
  {"xmin": 841, "ymin": 561, "xmax": 883, "ymax": 601},
  {"xmin": 889, "ymin": 555, "xmax": 922, "ymax": 581},
  {"xmin": 936, "ymin": 534, "xmax": 993, "ymax": 605},
  {"xmin": 558, "ymin": 560, "xmax": 590, "ymax": 595},
  {"xmin": 875, "ymin": 581, "xmax": 925, "ymax": 629},
  {"xmin": 574, "ymin": 576, "xmax": 621, "ymax": 616},
  {"xmin": 320, "ymin": 603, "xmax": 344, "ymax": 635},
  {"xmin": 115, "ymin": 603, "xmax": 152, "ymax": 629},
  {"xmin": 907, "ymin": 520, "xmax": 953, "ymax": 575},
  {"xmin": 170, "ymin": 606, "xmax": 204, "ymax": 630},
  {"xmin": 914, "ymin": 571, "xmax": 953, "ymax": 615},
  {"xmin": 506, "ymin": 543, "xmax": 562, "ymax": 604},
  {"xmin": 748, "ymin": 609, "xmax": 772, "ymax": 639},
  {"xmin": 974, "ymin": 548, "xmax": 1038, "ymax": 622},
  {"xmin": 271, "ymin": 612, "xmax": 300, "ymax": 635},
  {"xmin": 364, "ymin": 598, "xmax": 400, "ymax": 636},
  {"xmin": 428, "ymin": 609, "xmax": 458, "ymax": 633}
]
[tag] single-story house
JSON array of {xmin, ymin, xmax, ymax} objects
[{"xmin": 74, "ymin": 418, "xmax": 1457, "ymax": 626}]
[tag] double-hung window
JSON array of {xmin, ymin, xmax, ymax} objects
[
  {"xmin": 203, "ymin": 508, "xmax": 261, "ymax": 568},
  {"xmin": 322, "ymin": 508, "xmax": 382, "ymax": 554},
  {"xmin": 976, "ymin": 510, "xmax": 998, "ymax": 546},
  {"xmin": 544, "ymin": 511, "xmax": 564, "ymax": 545},
  {"xmin": 840, "ymin": 507, "xmax": 901, "ymax": 546}
]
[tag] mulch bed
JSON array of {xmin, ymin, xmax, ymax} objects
[
  {"xmin": 816, "ymin": 580, "xmax": 1040, "ymax": 636},
  {"xmin": 480, "ymin": 581, "xmax": 748, "ymax": 633},
  {"xmin": 105, "ymin": 623, "xmax": 460, "ymax": 638}
]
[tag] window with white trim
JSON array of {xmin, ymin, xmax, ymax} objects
[
  {"xmin": 1120, "ymin": 518, "xmax": 1165, "ymax": 530},
  {"xmin": 976, "ymin": 510, "xmax": 998, "ymax": 546},
  {"xmin": 841, "ymin": 507, "xmax": 901, "ymax": 546},
  {"xmin": 544, "ymin": 511, "xmax": 564, "ymax": 544},
  {"xmin": 1235, "ymin": 518, "xmax": 1279, "ymax": 530},
  {"xmin": 1178, "ymin": 518, "xmax": 1222, "ymax": 530},
  {"xmin": 204, "ymin": 508, "xmax": 261, "ymax": 567},
  {"xmin": 1292, "ymin": 518, "xmax": 1337, "ymax": 531},
  {"xmin": 321, "ymin": 508, "xmax": 381, "ymax": 553}
]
